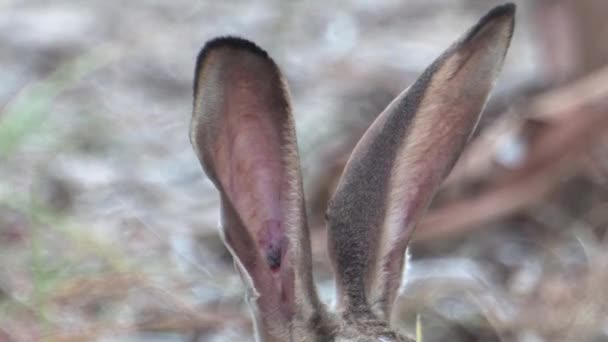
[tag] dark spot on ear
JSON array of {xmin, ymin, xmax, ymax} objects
[
  {"xmin": 260, "ymin": 220, "xmax": 287, "ymax": 271},
  {"xmin": 266, "ymin": 242, "xmax": 282, "ymax": 270}
]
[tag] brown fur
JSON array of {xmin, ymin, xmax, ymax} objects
[{"xmin": 190, "ymin": 4, "xmax": 515, "ymax": 341}]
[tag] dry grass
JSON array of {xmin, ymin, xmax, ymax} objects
[{"xmin": 1, "ymin": 1, "xmax": 607, "ymax": 341}]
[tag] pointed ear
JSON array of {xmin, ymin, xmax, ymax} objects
[
  {"xmin": 326, "ymin": 4, "xmax": 515, "ymax": 319},
  {"xmin": 190, "ymin": 37, "xmax": 322, "ymax": 338}
]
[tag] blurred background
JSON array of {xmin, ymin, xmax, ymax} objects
[{"xmin": 2, "ymin": 0, "xmax": 608, "ymax": 341}]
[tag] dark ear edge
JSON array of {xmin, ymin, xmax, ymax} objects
[
  {"xmin": 190, "ymin": 35, "xmax": 289, "ymax": 186},
  {"xmin": 190, "ymin": 36, "xmax": 326, "ymax": 337},
  {"xmin": 324, "ymin": 3, "xmax": 515, "ymax": 320},
  {"xmin": 465, "ymin": 3, "xmax": 515, "ymax": 42},
  {"xmin": 193, "ymin": 36, "xmax": 274, "ymax": 98}
]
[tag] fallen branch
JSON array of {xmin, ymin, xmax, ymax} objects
[{"xmin": 415, "ymin": 66, "xmax": 608, "ymax": 241}]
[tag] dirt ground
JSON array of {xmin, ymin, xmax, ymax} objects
[{"xmin": 2, "ymin": 1, "xmax": 607, "ymax": 341}]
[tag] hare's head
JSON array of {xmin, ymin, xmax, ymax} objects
[{"xmin": 189, "ymin": 3, "xmax": 515, "ymax": 341}]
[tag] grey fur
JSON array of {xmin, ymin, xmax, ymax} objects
[{"xmin": 190, "ymin": 4, "xmax": 515, "ymax": 341}]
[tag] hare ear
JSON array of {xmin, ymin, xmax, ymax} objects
[
  {"xmin": 190, "ymin": 37, "xmax": 322, "ymax": 338},
  {"xmin": 326, "ymin": 4, "xmax": 515, "ymax": 319}
]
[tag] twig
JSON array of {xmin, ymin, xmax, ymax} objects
[{"xmin": 415, "ymin": 66, "xmax": 608, "ymax": 241}]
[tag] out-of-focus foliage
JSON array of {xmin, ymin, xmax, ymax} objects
[{"xmin": 1, "ymin": 1, "xmax": 607, "ymax": 341}]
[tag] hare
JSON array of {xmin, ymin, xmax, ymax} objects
[{"xmin": 189, "ymin": 3, "xmax": 515, "ymax": 341}]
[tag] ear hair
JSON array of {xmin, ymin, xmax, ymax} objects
[
  {"xmin": 190, "ymin": 36, "xmax": 324, "ymax": 340},
  {"xmin": 326, "ymin": 3, "xmax": 515, "ymax": 320}
]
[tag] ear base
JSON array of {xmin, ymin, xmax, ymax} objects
[
  {"xmin": 190, "ymin": 36, "xmax": 323, "ymax": 339},
  {"xmin": 326, "ymin": 3, "xmax": 515, "ymax": 320}
]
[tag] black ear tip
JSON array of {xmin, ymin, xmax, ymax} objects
[
  {"xmin": 198, "ymin": 36, "xmax": 270, "ymax": 62},
  {"xmin": 484, "ymin": 3, "xmax": 516, "ymax": 22},
  {"xmin": 193, "ymin": 36, "xmax": 273, "ymax": 97},
  {"xmin": 462, "ymin": 3, "xmax": 516, "ymax": 44}
]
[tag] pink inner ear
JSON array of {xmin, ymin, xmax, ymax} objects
[{"xmin": 214, "ymin": 94, "xmax": 289, "ymax": 275}]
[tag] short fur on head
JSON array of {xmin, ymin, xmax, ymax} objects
[{"xmin": 190, "ymin": 4, "xmax": 515, "ymax": 341}]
